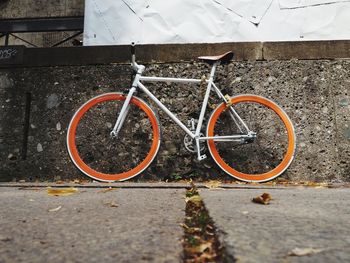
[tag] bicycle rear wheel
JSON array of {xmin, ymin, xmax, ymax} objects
[
  {"xmin": 207, "ymin": 95, "xmax": 295, "ymax": 182},
  {"xmin": 67, "ymin": 92, "xmax": 161, "ymax": 182}
]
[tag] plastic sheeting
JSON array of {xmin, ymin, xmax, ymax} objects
[
  {"xmin": 84, "ymin": 0, "xmax": 350, "ymax": 45},
  {"xmin": 279, "ymin": 0, "xmax": 350, "ymax": 9}
]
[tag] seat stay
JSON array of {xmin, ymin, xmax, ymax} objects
[{"xmin": 211, "ymin": 83, "xmax": 250, "ymax": 134}]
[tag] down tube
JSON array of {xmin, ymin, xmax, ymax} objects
[{"xmin": 137, "ymin": 82, "xmax": 195, "ymax": 138}]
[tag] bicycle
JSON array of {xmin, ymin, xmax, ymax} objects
[{"xmin": 67, "ymin": 44, "xmax": 296, "ymax": 182}]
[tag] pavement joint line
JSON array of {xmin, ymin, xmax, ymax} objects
[
  {"xmin": 0, "ymin": 183, "xmax": 291, "ymax": 190},
  {"xmin": 183, "ymin": 185, "xmax": 236, "ymax": 262}
]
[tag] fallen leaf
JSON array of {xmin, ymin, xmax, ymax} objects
[
  {"xmin": 48, "ymin": 206, "xmax": 62, "ymax": 212},
  {"xmin": 104, "ymin": 201, "xmax": 118, "ymax": 208},
  {"xmin": 181, "ymin": 223, "xmax": 202, "ymax": 234},
  {"xmin": 71, "ymin": 179, "xmax": 88, "ymax": 184},
  {"xmin": 195, "ymin": 251, "xmax": 217, "ymax": 261},
  {"xmin": 99, "ymin": 187, "xmax": 117, "ymax": 193},
  {"xmin": 186, "ymin": 242, "xmax": 212, "ymax": 254},
  {"xmin": 288, "ymin": 247, "xmax": 324, "ymax": 256},
  {"xmin": 205, "ymin": 230, "xmax": 215, "ymax": 236},
  {"xmin": 181, "ymin": 223, "xmax": 189, "ymax": 229},
  {"xmin": 204, "ymin": 180, "xmax": 222, "ymax": 189},
  {"xmin": 187, "ymin": 228, "xmax": 202, "ymax": 234},
  {"xmin": 233, "ymin": 180, "xmax": 246, "ymax": 185},
  {"xmin": 252, "ymin": 193, "xmax": 272, "ymax": 205},
  {"xmin": 55, "ymin": 180, "xmax": 65, "ymax": 184},
  {"xmin": 185, "ymin": 195, "xmax": 203, "ymax": 204},
  {"xmin": 47, "ymin": 187, "xmax": 78, "ymax": 196}
]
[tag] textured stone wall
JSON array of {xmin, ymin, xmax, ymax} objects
[
  {"xmin": 0, "ymin": 0, "xmax": 84, "ymax": 46},
  {"xmin": 0, "ymin": 60, "xmax": 349, "ymax": 182}
]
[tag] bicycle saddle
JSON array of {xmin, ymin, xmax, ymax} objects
[{"xmin": 198, "ymin": 51, "xmax": 234, "ymax": 65}]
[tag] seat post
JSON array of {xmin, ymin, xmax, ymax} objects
[
  {"xmin": 209, "ymin": 62, "xmax": 219, "ymax": 80},
  {"xmin": 194, "ymin": 62, "xmax": 219, "ymax": 161}
]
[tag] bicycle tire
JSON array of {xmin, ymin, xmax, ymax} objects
[
  {"xmin": 67, "ymin": 92, "xmax": 161, "ymax": 182},
  {"xmin": 207, "ymin": 94, "xmax": 296, "ymax": 182}
]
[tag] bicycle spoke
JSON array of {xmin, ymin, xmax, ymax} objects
[
  {"xmin": 207, "ymin": 95, "xmax": 295, "ymax": 182},
  {"xmin": 67, "ymin": 93, "xmax": 160, "ymax": 181}
]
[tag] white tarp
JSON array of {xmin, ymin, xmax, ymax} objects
[
  {"xmin": 279, "ymin": 0, "xmax": 350, "ymax": 9},
  {"xmin": 211, "ymin": 0, "xmax": 273, "ymax": 24},
  {"xmin": 84, "ymin": 0, "xmax": 350, "ymax": 45}
]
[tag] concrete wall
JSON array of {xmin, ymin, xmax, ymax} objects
[
  {"xmin": 0, "ymin": 59, "xmax": 349, "ymax": 182},
  {"xmin": 0, "ymin": 0, "xmax": 83, "ymax": 18},
  {"xmin": 0, "ymin": 0, "xmax": 84, "ymax": 47}
]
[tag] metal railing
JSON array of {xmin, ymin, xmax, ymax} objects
[{"xmin": 0, "ymin": 16, "xmax": 84, "ymax": 47}]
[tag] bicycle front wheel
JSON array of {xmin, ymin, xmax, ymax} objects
[
  {"xmin": 67, "ymin": 92, "xmax": 161, "ymax": 182},
  {"xmin": 207, "ymin": 95, "xmax": 296, "ymax": 182}
]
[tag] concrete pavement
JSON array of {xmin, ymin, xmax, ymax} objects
[
  {"xmin": 201, "ymin": 187, "xmax": 350, "ymax": 263},
  {"xmin": 0, "ymin": 183, "xmax": 350, "ymax": 262},
  {"xmin": 0, "ymin": 187, "xmax": 185, "ymax": 263}
]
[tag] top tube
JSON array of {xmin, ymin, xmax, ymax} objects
[{"xmin": 139, "ymin": 76, "xmax": 205, "ymax": 84}]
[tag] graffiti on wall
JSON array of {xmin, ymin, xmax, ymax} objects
[{"xmin": 0, "ymin": 48, "xmax": 18, "ymax": 60}]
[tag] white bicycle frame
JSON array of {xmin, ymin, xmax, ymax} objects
[{"xmin": 111, "ymin": 56, "xmax": 256, "ymax": 161}]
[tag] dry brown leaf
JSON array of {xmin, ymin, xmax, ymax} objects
[
  {"xmin": 205, "ymin": 231, "xmax": 215, "ymax": 236},
  {"xmin": 314, "ymin": 183, "xmax": 329, "ymax": 189},
  {"xmin": 233, "ymin": 180, "xmax": 246, "ymax": 185},
  {"xmin": 99, "ymin": 187, "xmax": 117, "ymax": 193},
  {"xmin": 186, "ymin": 242, "xmax": 212, "ymax": 254},
  {"xmin": 195, "ymin": 251, "xmax": 217, "ymax": 261},
  {"xmin": 252, "ymin": 193, "xmax": 272, "ymax": 205},
  {"xmin": 288, "ymin": 247, "xmax": 324, "ymax": 256},
  {"xmin": 71, "ymin": 179, "xmax": 88, "ymax": 184},
  {"xmin": 72, "ymin": 179, "xmax": 80, "ymax": 184},
  {"xmin": 47, "ymin": 187, "xmax": 78, "ymax": 196},
  {"xmin": 104, "ymin": 201, "xmax": 118, "ymax": 208},
  {"xmin": 187, "ymin": 227, "xmax": 202, "ymax": 234},
  {"xmin": 185, "ymin": 195, "xmax": 203, "ymax": 204},
  {"xmin": 180, "ymin": 223, "xmax": 190, "ymax": 230},
  {"xmin": 48, "ymin": 206, "xmax": 62, "ymax": 212},
  {"xmin": 296, "ymin": 181, "xmax": 330, "ymax": 188},
  {"xmin": 204, "ymin": 180, "xmax": 222, "ymax": 189}
]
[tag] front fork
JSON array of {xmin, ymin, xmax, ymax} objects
[
  {"xmin": 110, "ymin": 87, "xmax": 136, "ymax": 138},
  {"xmin": 110, "ymin": 64, "xmax": 145, "ymax": 138}
]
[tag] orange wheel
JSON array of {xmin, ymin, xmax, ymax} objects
[
  {"xmin": 67, "ymin": 93, "xmax": 160, "ymax": 182},
  {"xmin": 207, "ymin": 95, "xmax": 295, "ymax": 182}
]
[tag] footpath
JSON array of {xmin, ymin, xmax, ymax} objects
[{"xmin": 0, "ymin": 182, "xmax": 349, "ymax": 263}]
